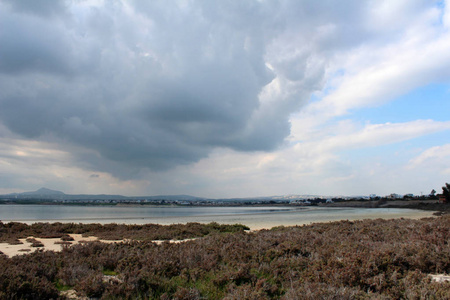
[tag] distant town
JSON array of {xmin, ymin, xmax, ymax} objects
[{"xmin": 1, "ymin": 187, "xmax": 448, "ymax": 211}]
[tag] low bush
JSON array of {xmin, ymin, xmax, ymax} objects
[
  {"xmin": 0, "ymin": 217, "xmax": 449, "ymax": 298},
  {"xmin": 0, "ymin": 221, "xmax": 249, "ymax": 242}
]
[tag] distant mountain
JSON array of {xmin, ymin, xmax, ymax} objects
[
  {"xmin": 3, "ymin": 187, "xmax": 67, "ymax": 200},
  {"xmin": 1, "ymin": 188, "xmax": 355, "ymax": 202},
  {"xmin": 21, "ymin": 187, "xmax": 66, "ymax": 196},
  {"xmin": 1, "ymin": 188, "xmax": 205, "ymax": 201}
]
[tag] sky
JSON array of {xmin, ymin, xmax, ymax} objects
[{"xmin": 0, "ymin": 0, "xmax": 450, "ymax": 198}]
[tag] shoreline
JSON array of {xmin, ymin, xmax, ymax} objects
[
  {"xmin": 0, "ymin": 206, "xmax": 436, "ymax": 231},
  {"xmin": 244, "ymin": 208, "xmax": 435, "ymax": 230}
]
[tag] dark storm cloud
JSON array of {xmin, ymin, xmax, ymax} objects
[
  {"xmin": 0, "ymin": 12, "xmax": 72, "ymax": 74},
  {"xmin": 0, "ymin": 0, "xmax": 413, "ymax": 178}
]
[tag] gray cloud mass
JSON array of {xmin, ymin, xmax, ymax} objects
[{"xmin": 0, "ymin": 0, "xmax": 424, "ymax": 179}]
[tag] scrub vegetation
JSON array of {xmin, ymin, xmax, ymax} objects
[
  {"xmin": 0, "ymin": 222, "xmax": 249, "ymax": 242},
  {"xmin": 1, "ymin": 218, "xmax": 450, "ymax": 299}
]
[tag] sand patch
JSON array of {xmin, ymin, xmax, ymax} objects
[
  {"xmin": 0, "ymin": 235, "xmax": 199, "ymax": 257},
  {"xmin": 0, "ymin": 234, "xmax": 115, "ymax": 258},
  {"xmin": 151, "ymin": 238, "xmax": 198, "ymax": 245},
  {"xmin": 430, "ymin": 274, "xmax": 450, "ymax": 282}
]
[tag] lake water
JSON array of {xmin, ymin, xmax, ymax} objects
[{"xmin": 0, "ymin": 204, "xmax": 435, "ymax": 230}]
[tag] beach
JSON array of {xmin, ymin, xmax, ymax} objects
[{"xmin": 191, "ymin": 207, "xmax": 435, "ymax": 230}]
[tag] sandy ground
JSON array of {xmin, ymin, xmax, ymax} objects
[
  {"xmin": 0, "ymin": 234, "xmax": 200, "ymax": 258},
  {"xmin": 116, "ymin": 207, "xmax": 435, "ymax": 231},
  {"xmin": 429, "ymin": 274, "xmax": 450, "ymax": 282},
  {"xmin": 0, "ymin": 234, "xmax": 117, "ymax": 258},
  {"xmin": 236, "ymin": 208, "xmax": 436, "ymax": 231}
]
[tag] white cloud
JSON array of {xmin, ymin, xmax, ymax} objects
[
  {"xmin": 316, "ymin": 120, "xmax": 450, "ymax": 152},
  {"xmin": 409, "ymin": 144, "xmax": 450, "ymax": 172},
  {"xmin": 177, "ymin": 119, "xmax": 450, "ymax": 197},
  {"xmin": 444, "ymin": 0, "xmax": 450, "ymax": 29},
  {"xmin": 294, "ymin": 31, "xmax": 450, "ymax": 131}
]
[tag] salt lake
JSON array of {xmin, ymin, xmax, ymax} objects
[{"xmin": 0, "ymin": 204, "xmax": 435, "ymax": 230}]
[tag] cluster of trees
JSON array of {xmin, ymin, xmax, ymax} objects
[
  {"xmin": 443, "ymin": 183, "xmax": 450, "ymax": 202},
  {"xmin": 1, "ymin": 217, "xmax": 450, "ymax": 299}
]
